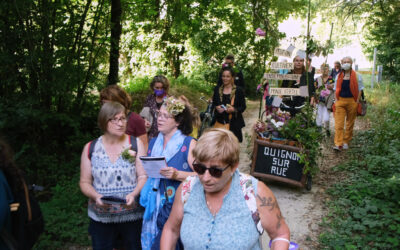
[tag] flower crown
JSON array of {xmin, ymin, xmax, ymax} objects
[{"xmin": 164, "ymin": 97, "xmax": 185, "ymax": 116}]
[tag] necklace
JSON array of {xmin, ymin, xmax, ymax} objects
[{"xmin": 206, "ymin": 200, "xmax": 217, "ymax": 217}]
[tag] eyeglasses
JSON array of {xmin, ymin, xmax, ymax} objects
[
  {"xmin": 109, "ymin": 117, "xmax": 127, "ymax": 125},
  {"xmin": 192, "ymin": 161, "xmax": 230, "ymax": 178},
  {"xmin": 156, "ymin": 110, "xmax": 173, "ymax": 120}
]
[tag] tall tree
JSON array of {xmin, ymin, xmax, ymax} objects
[{"xmin": 108, "ymin": 0, "xmax": 122, "ymax": 85}]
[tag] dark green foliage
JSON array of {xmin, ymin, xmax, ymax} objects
[
  {"xmin": 0, "ymin": 0, "xmax": 309, "ymax": 247},
  {"xmin": 363, "ymin": 1, "xmax": 400, "ymax": 82},
  {"xmin": 320, "ymin": 84, "xmax": 400, "ymax": 249},
  {"xmin": 34, "ymin": 174, "xmax": 90, "ymax": 249},
  {"xmin": 280, "ymin": 103, "xmax": 322, "ymax": 176}
]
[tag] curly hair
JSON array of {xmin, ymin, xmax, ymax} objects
[
  {"xmin": 150, "ymin": 75, "xmax": 170, "ymax": 93},
  {"xmin": 0, "ymin": 138, "xmax": 24, "ymax": 193}
]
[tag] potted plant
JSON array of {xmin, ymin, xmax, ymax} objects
[{"xmin": 279, "ymin": 104, "xmax": 322, "ymax": 177}]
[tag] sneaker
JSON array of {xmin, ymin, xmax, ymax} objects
[
  {"xmin": 343, "ymin": 144, "xmax": 349, "ymax": 150},
  {"xmin": 333, "ymin": 145, "xmax": 342, "ymax": 151}
]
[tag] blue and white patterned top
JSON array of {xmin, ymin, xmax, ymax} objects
[
  {"xmin": 180, "ymin": 170, "xmax": 261, "ymax": 250},
  {"xmin": 88, "ymin": 136, "xmax": 143, "ymax": 223}
]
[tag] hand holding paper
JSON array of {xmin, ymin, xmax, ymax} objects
[{"xmin": 140, "ymin": 156, "xmax": 168, "ymax": 178}]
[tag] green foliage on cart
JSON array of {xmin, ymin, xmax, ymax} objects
[
  {"xmin": 280, "ymin": 103, "xmax": 323, "ymax": 177},
  {"xmin": 319, "ymin": 83, "xmax": 400, "ymax": 249}
]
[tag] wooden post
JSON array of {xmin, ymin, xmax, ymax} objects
[
  {"xmin": 377, "ymin": 65, "xmax": 383, "ymax": 83},
  {"xmin": 325, "ymin": 22, "xmax": 334, "ymax": 64},
  {"xmin": 371, "ymin": 48, "xmax": 377, "ymax": 88}
]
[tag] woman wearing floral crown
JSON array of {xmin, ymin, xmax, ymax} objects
[{"xmin": 140, "ymin": 97, "xmax": 196, "ymax": 250}]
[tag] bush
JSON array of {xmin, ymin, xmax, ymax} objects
[
  {"xmin": 319, "ymin": 82, "xmax": 400, "ymax": 249},
  {"xmin": 34, "ymin": 174, "xmax": 90, "ymax": 249}
]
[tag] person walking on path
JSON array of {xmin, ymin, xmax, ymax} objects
[
  {"xmin": 217, "ymin": 54, "xmax": 245, "ymax": 90},
  {"xmin": 80, "ymin": 102, "xmax": 147, "ymax": 249},
  {"xmin": 212, "ymin": 67, "xmax": 246, "ymax": 142},
  {"xmin": 315, "ymin": 63, "xmax": 334, "ymax": 134},
  {"xmin": 100, "ymin": 84, "xmax": 148, "ymax": 150},
  {"xmin": 160, "ymin": 128, "xmax": 290, "ymax": 250},
  {"xmin": 140, "ymin": 97, "xmax": 196, "ymax": 250},
  {"xmin": 332, "ymin": 56, "xmax": 363, "ymax": 151},
  {"xmin": 330, "ymin": 61, "xmax": 341, "ymax": 80},
  {"xmin": 143, "ymin": 75, "xmax": 170, "ymax": 140}
]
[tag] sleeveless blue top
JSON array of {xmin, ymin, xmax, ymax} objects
[
  {"xmin": 141, "ymin": 135, "xmax": 194, "ymax": 249},
  {"xmin": 180, "ymin": 170, "xmax": 261, "ymax": 250},
  {"xmin": 147, "ymin": 136, "xmax": 193, "ymax": 204}
]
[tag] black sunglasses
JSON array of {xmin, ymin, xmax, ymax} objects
[{"xmin": 192, "ymin": 161, "xmax": 230, "ymax": 178}]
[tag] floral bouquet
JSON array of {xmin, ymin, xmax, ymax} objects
[
  {"xmin": 254, "ymin": 109, "xmax": 291, "ymax": 139},
  {"xmin": 316, "ymin": 76, "xmax": 334, "ymax": 104}
]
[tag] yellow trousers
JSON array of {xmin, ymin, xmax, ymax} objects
[{"xmin": 334, "ymin": 97, "xmax": 358, "ymax": 146}]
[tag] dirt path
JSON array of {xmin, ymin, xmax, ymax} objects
[{"xmin": 238, "ymin": 100, "xmax": 369, "ymax": 249}]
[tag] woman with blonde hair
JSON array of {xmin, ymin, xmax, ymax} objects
[{"xmin": 160, "ymin": 128, "xmax": 290, "ymax": 250}]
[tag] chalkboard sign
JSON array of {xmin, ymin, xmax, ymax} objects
[{"xmin": 251, "ymin": 138, "xmax": 305, "ymax": 187}]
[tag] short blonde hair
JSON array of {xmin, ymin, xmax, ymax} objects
[
  {"xmin": 98, "ymin": 102, "xmax": 126, "ymax": 132},
  {"xmin": 193, "ymin": 128, "xmax": 240, "ymax": 167}
]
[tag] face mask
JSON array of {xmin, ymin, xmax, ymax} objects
[
  {"xmin": 342, "ymin": 63, "xmax": 351, "ymax": 70},
  {"xmin": 154, "ymin": 89, "xmax": 165, "ymax": 97}
]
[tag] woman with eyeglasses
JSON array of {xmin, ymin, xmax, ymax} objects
[
  {"xmin": 140, "ymin": 97, "xmax": 196, "ymax": 250},
  {"xmin": 143, "ymin": 75, "xmax": 170, "ymax": 140},
  {"xmin": 160, "ymin": 128, "xmax": 290, "ymax": 250},
  {"xmin": 100, "ymin": 84, "xmax": 149, "ymax": 151},
  {"xmin": 79, "ymin": 102, "xmax": 147, "ymax": 250}
]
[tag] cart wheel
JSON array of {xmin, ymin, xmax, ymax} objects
[{"xmin": 306, "ymin": 175, "xmax": 312, "ymax": 191}]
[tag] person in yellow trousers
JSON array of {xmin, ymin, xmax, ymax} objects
[{"xmin": 333, "ymin": 56, "xmax": 364, "ymax": 151}]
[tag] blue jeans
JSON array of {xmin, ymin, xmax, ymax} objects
[{"xmin": 89, "ymin": 219, "xmax": 142, "ymax": 250}]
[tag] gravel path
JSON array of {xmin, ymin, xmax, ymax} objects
[{"xmin": 239, "ymin": 99, "xmax": 368, "ymax": 249}]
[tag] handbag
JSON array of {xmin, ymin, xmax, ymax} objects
[
  {"xmin": 151, "ymin": 181, "xmax": 184, "ymax": 250},
  {"xmin": 357, "ymin": 100, "xmax": 367, "ymax": 116},
  {"xmin": 213, "ymin": 91, "xmax": 235, "ymax": 130},
  {"xmin": 213, "ymin": 121, "xmax": 230, "ymax": 130},
  {"xmin": 326, "ymin": 91, "xmax": 335, "ymax": 111}
]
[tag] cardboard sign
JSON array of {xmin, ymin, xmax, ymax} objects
[
  {"xmin": 263, "ymin": 73, "xmax": 301, "ymax": 81},
  {"xmin": 251, "ymin": 139, "xmax": 304, "ymax": 184},
  {"xmin": 270, "ymin": 62, "xmax": 294, "ymax": 70},
  {"xmin": 269, "ymin": 88, "xmax": 300, "ymax": 96},
  {"xmin": 274, "ymin": 48, "xmax": 291, "ymax": 58}
]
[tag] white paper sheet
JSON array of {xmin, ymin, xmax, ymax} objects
[{"xmin": 139, "ymin": 156, "xmax": 167, "ymax": 178}]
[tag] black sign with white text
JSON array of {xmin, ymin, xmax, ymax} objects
[{"xmin": 253, "ymin": 142, "xmax": 304, "ymax": 182}]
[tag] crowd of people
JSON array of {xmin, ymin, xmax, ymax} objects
[
  {"xmin": 1, "ymin": 52, "xmax": 365, "ymax": 250},
  {"xmin": 264, "ymin": 54, "xmax": 364, "ymax": 151},
  {"xmin": 75, "ymin": 53, "xmax": 293, "ymax": 250}
]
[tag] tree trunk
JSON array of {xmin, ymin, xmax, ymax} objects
[{"xmin": 108, "ymin": 0, "xmax": 122, "ymax": 85}]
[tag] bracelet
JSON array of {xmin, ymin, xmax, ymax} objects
[{"xmin": 271, "ymin": 238, "xmax": 290, "ymax": 244}]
